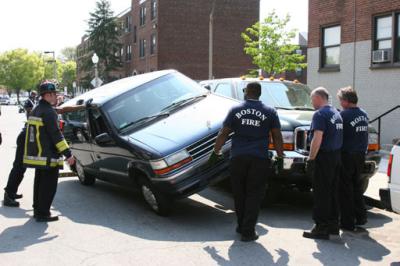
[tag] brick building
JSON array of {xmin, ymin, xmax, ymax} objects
[
  {"xmin": 77, "ymin": 0, "xmax": 259, "ymax": 87},
  {"xmin": 308, "ymin": 0, "xmax": 400, "ymax": 145}
]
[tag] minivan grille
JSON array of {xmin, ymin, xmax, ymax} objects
[
  {"xmin": 295, "ymin": 126, "xmax": 310, "ymax": 153},
  {"xmin": 187, "ymin": 132, "xmax": 232, "ymax": 160}
]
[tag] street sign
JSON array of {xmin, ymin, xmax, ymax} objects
[{"xmin": 91, "ymin": 77, "xmax": 103, "ymax": 87}]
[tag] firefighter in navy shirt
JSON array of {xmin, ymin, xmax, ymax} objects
[
  {"xmin": 211, "ymin": 82, "xmax": 284, "ymax": 242},
  {"xmin": 337, "ymin": 87, "xmax": 369, "ymax": 231},
  {"xmin": 303, "ymin": 87, "xmax": 343, "ymax": 240}
]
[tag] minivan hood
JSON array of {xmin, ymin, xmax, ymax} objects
[
  {"xmin": 127, "ymin": 94, "xmax": 239, "ymax": 158},
  {"xmin": 277, "ymin": 109, "xmax": 314, "ymax": 131}
]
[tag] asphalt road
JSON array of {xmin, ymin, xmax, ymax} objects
[{"xmin": 0, "ymin": 105, "xmax": 399, "ymax": 266}]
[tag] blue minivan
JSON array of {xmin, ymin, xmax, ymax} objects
[{"xmin": 61, "ymin": 70, "xmax": 238, "ymax": 215}]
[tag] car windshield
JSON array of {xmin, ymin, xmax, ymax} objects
[
  {"xmin": 104, "ymin": 72, "xmax": 208, "ymax": 132},
  {"xmin": 238, "ymin": 81, "xmax": 313, "ymax": 109}
]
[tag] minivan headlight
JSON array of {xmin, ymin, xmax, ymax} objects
[{"xmin": 150, "ymin": 150, "xmax": 192, "ymax": 175}]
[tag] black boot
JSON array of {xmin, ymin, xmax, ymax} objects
[
  {"xmin": 35, "ymin": 215, "xmax": 59, "ymax": 222},
  {"xmin": 328, "ymin": 224, "xmax": 340, "ymax": 235},
  {"xmin": 303, "ymin": 224, "xmax": 330, "ymax": 240},
  {"xmin": 3, "ymin": 192, "xmax": 20, "ymax": 207}
]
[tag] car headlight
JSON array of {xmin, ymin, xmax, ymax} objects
[
  {"xmin": 150, "ymin": 150, "xmax": 192, "ymax": 175},
  {"xmin": 269, "ymin": 131, "xmax": 294, "ymax": 151},
  {"xmin": 368, "ymin": 133, "xmax": 379, "ymax": 151}
]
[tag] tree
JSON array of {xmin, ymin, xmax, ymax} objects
[
  {"xmin": 0, "ymin": 49, "xmax": 44, "ymax": 99},
  {"xmin": 59, "ymin": 47, "xmax": 77, "ymax": 62},
  {"xmin": 86, "ymin": 0, "xmax": 121, "ymax": 83},
  {"xmin": 241, "ymin": 11, "xmax": 307, "ymax": 77},
  {"xmin": 59, "ymin": 61, "xmax": 77, "ymax": 95}
]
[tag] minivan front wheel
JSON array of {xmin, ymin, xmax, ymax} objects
[
  {"xmin": 76, "ymin": 160, "xmax": 95, "ymax": 186},
  {"xmin": 139, "ymin": 179, "xmax": 172, "ymax": 216}
]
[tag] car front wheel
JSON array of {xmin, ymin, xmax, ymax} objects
[
  {"xmin": 75, "ymin": 160, "xmax": 95, "ymax": 186},
  {"xmin": 139, "ymin": 179, "xmax": 172, "ymax": 216}
]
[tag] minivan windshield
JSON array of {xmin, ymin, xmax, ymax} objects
[
  {"xmin": 238, "ymin": 81, "xmax": 313, "ymax": 110},
  {"xmin": 104, "ymin": 72, "xmax": 208, "ymax": 132}
]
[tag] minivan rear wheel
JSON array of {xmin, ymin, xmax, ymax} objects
[
  {"xmin": 76, "ymin": 160, "xmax": 95, "ymax": 186},
  {"xmin": 139, "ymin": 179, "xmax": 172, "ymax": 216}
]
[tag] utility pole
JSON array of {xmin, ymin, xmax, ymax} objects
[{"xmin": 209, "ymin": 0, "xmax": 217, "ymax": 80}]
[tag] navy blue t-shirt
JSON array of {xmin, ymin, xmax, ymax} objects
[
  {"xmin": 223, "ymin": 100, "xmax": 281, "ymax": 159},
  {"xmin": 310, "ymin": 105, "xmax": 343, "ymax": 151},
  {"xmin": 341, "ymin": 107, "xmax": 369, "ymax": 153}
]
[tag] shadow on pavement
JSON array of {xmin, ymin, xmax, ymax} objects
[
  {"xmin": 0, "ymin": 205, "xmax": 31, "ymax": 219},
  {"xmin": 0, "ymin": 219, "xmax": 57, "ymax": 253},
  {"xmin": 312, "ymin": 231, "xmax": 391, "ymax": 266},
  {"xmin": 204, "ymin": 241, "xmax": 289, "ymax": 266},
  {"xmin": 53, "ymin": 179, "xmax": 239, "ymax": 242}
]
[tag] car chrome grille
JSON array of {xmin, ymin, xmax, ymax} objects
[
  {"xmin": 294, "ymin": 126, "xmax": 310, "ymax": 154},
  {"xmin": 187, "ymin": 132, "xmax": 232, "ymax": 161}
]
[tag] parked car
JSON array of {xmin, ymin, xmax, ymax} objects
[
  {"xmin": 0, "ymin": 95, "xmax": 11, "ymax": 105},
  {"xmin": 200, "ymin": 77, "xmax": 381, "ymax": 196},
  {"xmin": 380, "ymin": 142, "xmax": 400, "ymax": 213},
  {"xmin": 61, "ymin": 70, "xmax": 238, "ymax": 215}
]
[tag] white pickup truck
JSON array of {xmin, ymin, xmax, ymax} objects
[{"xmin": 380, "ymin": 142, "xmax": 400, "ymax": 213}]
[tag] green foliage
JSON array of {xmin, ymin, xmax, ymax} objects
[
  {"xmin": 0, "ymin": 49, "xmax": 77, "ymax": 96},
  {"xmin": 241, "ymin": 11, "xmax": 307, "ymax": 76},
  {"xmin": 87, "ymin": 0, "xmax": 121, "ymax": 83},
  {"xmin": 0, "ymin": 49, "xmax": 44, "ymax": 96},
  {"xmin": 59, "ymin": 61, "xmax": 77, "ymax": 94}
]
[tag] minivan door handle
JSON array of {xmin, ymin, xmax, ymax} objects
[{"xmin": 96, "ymin": 154, "xmax": 101, "ymax": 159}]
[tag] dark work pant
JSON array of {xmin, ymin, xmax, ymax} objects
[
  {"xmin": 312, "ymin": 150, "xmax": 341, "ymax": 226},
  {"xmin": 33, "ymin": 168, "xmax": 59, "ymax": 217},
  {"xmin": 339, "ymin": 152, "xmax": 366, "ymax": 227},
  {"xmin": 4, "ymin": 128, "xmax": 27, "ymax": 197},
  {"xmin": 230, "ymin": 156, "xmax": 269, "ymax": 236}
]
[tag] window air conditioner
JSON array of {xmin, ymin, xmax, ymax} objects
[{"xmin": 372, "ymin": 49, "xmax": 391, "ymax": 63}]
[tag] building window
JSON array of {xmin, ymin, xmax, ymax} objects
[
  {"xmin": 151, "ymin": 0, "xmax": 157, "ymax": 20},
  {"xmin": 150, "ymin": 34, "xmax": 156, "ymax": 55},
  {"xmin": 140, "ymin": 39, "xmax": 146, "ymax": 58},
  {"xmin": 120, "ymin": 48, "xmax": 124, "ymax": 62},
  {"xmin": 126, "ymin": 45, "xmax": 132, "ymax": 61},
  {"xmin": 373, "ymin": 13, "xmax": 400, "ymax": 64},
  {"xmin": 133, "ymin": 26, "xmax": 137, "ymax": 43},
  {"xmin": 321, "ymin": 25, "xmax": 341, "ymax": 69},
  {"xmin": 375, "ymin": 16, "xmax": 392, "ymax": 50},
  {"xmin": 140, "ymin": 5, "xmax": 146, "ymax": 26},
  {"xmin": 126, "ymin": 15, "xmax": 132, "ymax": 33}
]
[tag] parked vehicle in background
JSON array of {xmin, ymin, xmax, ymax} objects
[
  {"xmin": 61, "ymin": 70, "xmax": 239, "ymax": 215},
  {"xmin": 200, "ymin": 77, "xmax": 381, "ymax": 198},
  {"xmin": 9, "ymin": 97, "xmax": 18, "ymax": 105},
  {"xmin": 380, "ymin": 142, "xmax": 400, "ymax": 213},
  {"xmin": 0, "ymin": 95, "xmax": 11, "ymax": 105}
]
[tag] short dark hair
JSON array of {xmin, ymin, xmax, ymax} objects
[
  {"xmin": 246, "ymin": 82, "xmax": 262, "ymax": 98},
  {"xmin": 311, "ymin": 87, "xmax": 330, "ymax": 101},
  {"xmin": 337, "ymin": 86, "xmax": 358, "ymax": 104}
]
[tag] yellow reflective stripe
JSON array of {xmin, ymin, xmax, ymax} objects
[
  {"xmin": 36, "ymin": 125, "xmax": 42, "ymax": 156},
  {"xmin": 56, "ymin": 140, "xmax": 69, "ymax": 153},
  {"xmin": 27, "ymin": 120, "xmax": 44, "ymax": 126},
  {"xmin": 24, "ymin": 126, "xmax": 29, "ymax": 157},
  {"xmin": 24, "ymin": 158, "xmax": 64, "ymax": 167},
  {"xmin": 23, "ymin": 159, "xmax": 47, "ymax": 166}
]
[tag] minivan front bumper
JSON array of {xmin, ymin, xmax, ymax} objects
[{"xmin": 151, "ymin": 148, "xmax": 231, "ymax": 199}]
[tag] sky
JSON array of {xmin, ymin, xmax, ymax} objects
[{"xmin": 0, "ymin": 0, "xmax": 308, "ymax": 55}]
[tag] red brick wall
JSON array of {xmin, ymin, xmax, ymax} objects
[
  {"xmin": 157, "ymin": 0, "xmax": 259, "ymax": 80},
  {"xmin": 309, "ymin": 0, "xmax": 400, "ymax": 48}
]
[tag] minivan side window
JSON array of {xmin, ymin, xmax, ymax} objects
[
  {"xmin": 64, "ymin": 110, "xmax": 86, "ymax": 123},
  {"xmin": 214, "ymin": 83, "xmax": 233, "ymax": 98},
  {"xmin": 89, "ymin": 109, "xmax": 108, "ymax": 137}
]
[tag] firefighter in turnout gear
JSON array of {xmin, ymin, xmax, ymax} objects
[{"xmin": 24, "ymin": 81, "xmax": 75, "ymax": 222}]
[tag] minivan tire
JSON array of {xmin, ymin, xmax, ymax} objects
[
  {"xmin": 139, "ymin": 178, "xmax": 172, "ymax": 216},
  {"xmin": 75, "ymin": 160, "xmax": 96, "ymax": 186}
]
